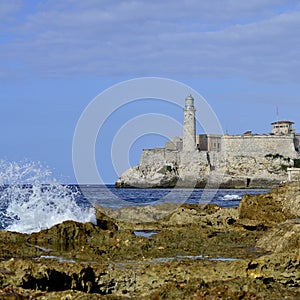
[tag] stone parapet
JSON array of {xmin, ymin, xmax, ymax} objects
[{"xmin": 223, "ymin": 134, "xmax": 297, "ymax": 158}]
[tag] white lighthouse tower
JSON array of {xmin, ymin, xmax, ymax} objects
[{"xmin": 183, "ymin": 95, "xmax": 196, "ymax": 152}]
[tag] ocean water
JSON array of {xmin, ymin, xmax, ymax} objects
[
  {"xmin": 0, "ymin": 183, "xmax": 269, "ymax": 234},
  {"xmin": 80, "ymin": 185, "xmax": 269, "ymax": 209},
  {"xmin": 0, "ymin": 161, "xmax": 269, "ymax": 234}
]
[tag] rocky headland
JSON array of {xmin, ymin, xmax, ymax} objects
[
  {"xmin": 0, "ymin": 182, "xmax": 300, "ymax": 299},
  {"xmin": 115, "ymin": 151, "xmax": 299, "ymax": 189}
]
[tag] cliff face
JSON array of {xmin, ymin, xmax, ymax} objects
[
  {"xmin": 115, "ymin": 151, "xmax": 294, "ymax": 188},
  {"xmin": 115, "ymin": 135, "xmax": 299, "ymax": 188}
]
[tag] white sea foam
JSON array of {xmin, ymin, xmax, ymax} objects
[
  {"xmin": 221, "ymin": 194, "xmax": 241, "ymax": 201},
  {"xmin": 0, "ymin": 161, "xmax": 96, "ymax": 234}
]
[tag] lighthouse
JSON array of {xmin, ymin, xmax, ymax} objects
[{"xmin": 183, "ymin": 95, "xmax": 196, "ymax": 152}]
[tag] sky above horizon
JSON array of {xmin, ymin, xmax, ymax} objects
[{"xmin": 1, "ymin": 0, "xmax": 300, "ymax": 183}]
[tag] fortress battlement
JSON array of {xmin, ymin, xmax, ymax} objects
[{"xmin": 160, "ymin": 131, "xmax": 299, "ymax": 158}]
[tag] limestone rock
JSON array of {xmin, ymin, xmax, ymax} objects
[
  {"xmin": 238, "ymin": 181, "xmax": 300, "ymax": 225},
  {"xmin": 247, "ymin": 253, "xmax": 300, "ymax": 287},
  {"xmin": 0, "ymin": 231, "xmax": 43, "ymax": 259},
  {"xmin": 95, "ymin": 210, "xmax": 119, "ymax": 231},
  {"xmin": 28, "ymin": 220, "xmax": 106, "ymax": 249},
  {"xmin": 95, "ymin": 203, "xmax": 179, "ymax": 223},
  {"xmin": 1, "ymin": 185, "xmax": 300, "ymax": 298},
  {"xmin": 115, "ymin": 165, "xmax": 179, "ymax": 188},
  {"xmin": 256, "ymin": 220, "xmax": 300, "ymax": 253},
  {"xmin": 115, "ymin": 150, "xmax": 295, "ymax": 188},
  {"xmin": 0, "ymin": 259, "xmax": 114, "ymax": 295}
]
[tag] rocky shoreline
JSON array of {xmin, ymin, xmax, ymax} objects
[{"xmin": 0, "ymin": 182, "xmax": 300, "ymax": 299}]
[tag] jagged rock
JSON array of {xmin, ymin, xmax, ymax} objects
[
  {"xmin": 115, "ymin": 165, "xmax": 179, "ymax": 188},
  {"xmin": 162, "ymin": 204, "xmax": 239, "ymax": 228},
  {"xmin": 28, "ymin": 221, "xmax": 106, "ymax": 250},
  {"xmin": 0, "ymin": 259, "xmax": 115, "ymax": 295},
  {"xmin": 148, "ymin": 276, "xmax": 299, "ymax": 300},
  {"xmin": 1, "ymin": 184, "xmax": 300, "ymax": 299},
  {"xmin": 238, "ymin": 181, "xmax": 300, "ymax": 225},
  {"xmin": 256, "ymin": 220, "xmax": 300, "ymax": 253},
  {"xmin": 0, "ymin": 231, "xmax": 43, "ymax": 259},
  {"xmin": 94, "ymin": 203, "xmax": 238, "ymax": 228},
  {"xmin": 115, "ymin": 147, "xmax": 297, "ymax": 188},
  {"xmin": 95, "ymin": 210, "xmax": 119, "ymax": 231},
  {"xmin": 95, "ymin": 203, "xmax": 180, "ymax": 224},
  {"xmin": 247, "ymin": 253, "xmax": 300, "ymax": 288}
]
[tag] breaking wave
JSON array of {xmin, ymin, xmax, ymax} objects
[{"xmin": 0, "ymin": 161, "xmax": 96, "ymax": 234}]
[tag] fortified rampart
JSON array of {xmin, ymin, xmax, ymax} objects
[
  {"xmin": 223, "ymin": 134, "xmax": 298, "ymax": 159},
  {"xmin": 140, "ymin": 134, "xmax": 298, "ymax": 168},
  {"xmin": 140, "ymin": 148, "xmax": 179, "ymax": 167}
]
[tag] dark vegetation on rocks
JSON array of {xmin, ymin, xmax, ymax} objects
[{"xmin": 0, "ymin": 182, "xmax": 300, "ymax": 299}]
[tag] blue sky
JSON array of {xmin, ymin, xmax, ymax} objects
[{"xmin": 1, "ymin": 0, "xmax": 300, "ymax": 183}]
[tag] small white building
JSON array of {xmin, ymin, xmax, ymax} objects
[
  {"xmin": 287, "ymin": 167, "xmax": 300, "ymax": 181},
  {"xmin": 271, "ymin": 120, "xmax": 295, "ymax": 135}
]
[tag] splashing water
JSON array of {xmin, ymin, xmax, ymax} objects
[{"xmin": 0, "ymin": 161, "xmax": 96, "ymax": 234}]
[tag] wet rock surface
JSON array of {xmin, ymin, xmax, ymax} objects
[{"xmin": 0, "ymin": 182, "xmax": 300, "ymax": 299}]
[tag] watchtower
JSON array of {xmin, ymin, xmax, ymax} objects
[
  {"xmin": 271, "ymin": 121, "xmax": 295, "ymax": 135},
  {"xmin": 183, "ymin": 95, "xmax": 196, "ymax": 151}
]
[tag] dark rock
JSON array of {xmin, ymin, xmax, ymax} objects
[
  {"xmin": 241, "ymin": 223, "xmax": 269, "ymax": 231},
  {"xmin": 22, "ymin": 268, "xmax": 72, "ymax": 292},
  {"xmin": 95, "ymin": 211, "xmax": 118, "ymax": 231}
]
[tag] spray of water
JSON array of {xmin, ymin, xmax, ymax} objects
[{"xmin": 0, "ymin": 161, "xmax": 96, "ymax": 234}]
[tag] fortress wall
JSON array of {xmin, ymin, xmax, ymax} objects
[
  {"xmin": 207, "ymin": 151, "xmax": 226, "ymax": 168},
  {"xmin": 140, "ymin": 148, "xmax": 179, "ymax": 167},
  {"xmin": 140, "ymin": 148, "xmax": 165, "ymax": 167},
  {"xmin": 139, "ymin": 135, "xmax": 298, "ymax": 174},
  {"xmin": 165, "ymin": 149, "xmax": 180, "ymax": 164},
  {"xmin": 180, "ymin": 151, "xmax": 209, "ymax": 177},
  {"xmin": 223, "ymin": 135, "xmax": 297, "ymax": 158},
  {"xmin": 165, "ymin": 141, "xmax": 177, "ymax": 150}
]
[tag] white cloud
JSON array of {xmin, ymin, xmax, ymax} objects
[{"xmin": 1, "ymin": 0, "xmax": 300, "ymax": 82}]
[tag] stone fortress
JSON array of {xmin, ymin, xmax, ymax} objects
[{"xmin": 115, "ymin": 95, "xmax": 300, "ymax": 188}]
